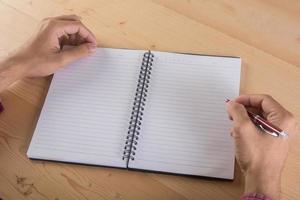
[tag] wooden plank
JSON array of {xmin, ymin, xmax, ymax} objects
[
  {"xmin": 150, "ymin": 0, "xmax": 300, "ymax": 67},
  {"xmin": 0, "ymin": 0, "xmax": 299, "ymax": 199}
]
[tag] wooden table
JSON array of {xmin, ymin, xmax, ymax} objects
[{"xmin": 0, "ymin": 0, "xmax": 299, "ymax": 199}]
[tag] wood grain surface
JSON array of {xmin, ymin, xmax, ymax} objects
[{"xmin": 0, "ymin": 0, "xmax": 299, "ymax": 199}]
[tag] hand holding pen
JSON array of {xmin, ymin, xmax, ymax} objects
[
  {"xmin": 225, "ymin": 94, "xmax": 298, "ymax": 200},
  {"xmin": 225, "ymin": 98, "xmax": 288, "ymax": 138}
]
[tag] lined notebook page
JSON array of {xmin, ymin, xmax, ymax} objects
[
  {"xmin": 27, "ymin": 48, "xmax": 143, "ymax": 168},
  {"xmin": 129, "ymin": 51, "xmax": 241, "ymax": 179}
]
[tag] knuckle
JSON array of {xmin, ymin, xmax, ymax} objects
[
  {"xmin": 230, "ymin": 129, "xmax": 237, "ymax": 138},
  {"xmin": 41, "ymin": 17, "xmax": 53, "ymax": 24},
  {"xmin": 234, "ymin": 120, "xmax": 252, "ymax": 133},
  {"xmin": 40, "ymin": 18, "xmax": 57, "ymax": 29},
  {"xmin": 231, "ymin": 103, "xmax": 244, "ymax": 112},
  {"xmin": 41, "ymin": 17, "xmax": 51, "ymax": 22},
  {"xmin": 69, "ymin": 14, "xmax": 80, "ymax": 19},
  {"xmin": 40, "ymin": 19, "xmax": 49, "ymax": 28},
  {"xmin": 230, "ymin": 102, "xmax": 241, "ymax": 110},
  {"xmin": 262, "ymin": 94, "xmax": 273, "ymax": 100},
  {"xmin": 63, "ymin": 20, "xmax": 81, "ymax": 29},
  {"xmin": 47, "ymin": 19, "xmax": 58, "ymax": 27},
  {"xmin": 73, "ymin": 20, "xmax": 83, "ymax": 26}
]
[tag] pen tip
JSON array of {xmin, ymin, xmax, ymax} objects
[{"xmin": 225, "ymin": 98, "xmax": 230, "ymax": 103}]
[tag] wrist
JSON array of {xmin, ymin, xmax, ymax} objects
[
  {"xmin": 0, "ymin": 56, "xmax": 28, "ymax": 92},
  {"xmin": 244, "ymin": 168, "xmax": 281, "ymax": 200}
]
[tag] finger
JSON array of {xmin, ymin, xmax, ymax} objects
[
  {"xmin": 226, "ymin": 101, "xmax": 257, "ymax": 139},
  {"xmin": 226, "ymin": 100, "xmax": 251, "ymax": 126},
  {"xmin": 68, "ymin": 34, "xmax": 77, "ymax": 45},
  {"xmin": 72, "ymin": 33, "xmax": 87, "ymax": 45},
  {"xmin": 234, "ymin": 94, "xmax": 285, "ymax": 117},
  {"xmin": 56, "ymin": 43, "xmax": 97, "ymax": 66},
  {"xmin": 56, "ymin": 21, "xmax": 97, "ymax": 45},
  {"xmin": 59, "ymin": 34, "xmax": 69, "ymax": 47},
  {"xmin": 59, "ymin": 33, "xmax": 85, "ymax": 47}
]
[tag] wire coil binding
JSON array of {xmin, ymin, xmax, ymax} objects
[{"xmin": 123, "ymin": 51, "xmax": 154, "ymax": 164}]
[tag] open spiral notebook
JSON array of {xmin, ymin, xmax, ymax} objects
[{"xmin": 27, "ymin": 48, "xmax": 241, "ymax": 179}]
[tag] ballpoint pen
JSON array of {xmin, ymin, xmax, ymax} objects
[{"xmin": 226, "ymin": 99, "xmax": 288, "ymax": 138}]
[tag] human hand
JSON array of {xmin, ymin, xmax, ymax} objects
[
  {"xmin": 9, "ymin": 15, "xmax": 97, "ymax": 78},
  {"xmin": 226, "ymin": 94, "xmax": 298, "ymax": 200}
]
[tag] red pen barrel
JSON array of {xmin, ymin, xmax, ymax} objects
[{"xmin": 248, "ymin": 111, "xmax": 283, "ymax": 134}]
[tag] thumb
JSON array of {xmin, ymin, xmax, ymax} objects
[
  {"xmin": 226, "ymin": 100, "xmax": 251, "ymax": 127},
  {"xmin": 57, "ymin": 43, "xmax": 97, "ymax": 66}
]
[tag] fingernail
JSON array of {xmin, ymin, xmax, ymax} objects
[{"xmin": 87, "ymin": 43, "xmax": 97, "ymax": 53}]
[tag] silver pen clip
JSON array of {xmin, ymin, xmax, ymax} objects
[{"xmin": 259, "ymin": 125, "xmax": 289, "ymax": 139}]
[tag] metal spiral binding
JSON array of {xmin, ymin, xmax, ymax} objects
[{"xmin": 123, "ymin": 50, "xmax": 154, "ymax": 164}]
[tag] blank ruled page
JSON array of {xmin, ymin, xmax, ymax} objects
[
  {"xmin": 27, "ymin": 48, "xmax": 143, "ymax": 168},
  {"xmin": 129, "ymin": 51, "xmax": 241, "ymax": 179}
]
